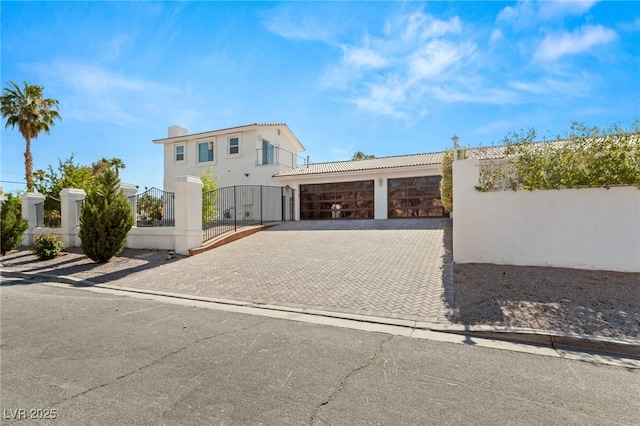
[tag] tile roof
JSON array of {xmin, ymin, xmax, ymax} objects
[
  {"xmin": 154, "ymin": 122, "xmax": 291, "ymax": 142},
  {"xmin": 274, "ymin": 145, "xmax": 507, "ymax": 177}
]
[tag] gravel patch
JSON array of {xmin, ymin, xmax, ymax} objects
[
  {"xmin": 0, "ymin": 247, "xmax": 184, "ymax": 284},
  {"xmin": 453, "ymin": 263, "xmax": 640, "ymax": 340}
]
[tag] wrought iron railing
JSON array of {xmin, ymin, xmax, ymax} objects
[
  {"xmin": 255, "ymin": 146, "xmax": 311, "ymax": 169},
  {"xmin": 129, "ymin": 187, "xmax": 175, "ymax": 227},
  {"xmin": 76, "ymin": 199, "xmax": 84, "ymax": 227},
  {"xmin": 34, "ymin": 197, "xmax": 62, "ymax": 228},
  {"xmin": 202, "ymin": 185, "xmax": 294, "ymax": 243}
]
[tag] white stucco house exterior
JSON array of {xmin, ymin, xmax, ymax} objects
[
  {"xmin": 153, "ymin": 123, "xmax": 306, "ymax": 191},
  {"xmin": 155, "ymin": 121, "xmax": 505, "ymax": 221}
]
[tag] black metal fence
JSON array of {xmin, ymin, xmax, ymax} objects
[
  {"xmin": 35, "ymin": 197, "xmax": 62, "ymax": 228},
  {"xmin": 202, "ymin": 185, "xmax": 294, "ymax": 243},
  {"xmin": 129, "ymin": 187, "xmax": 175, "ymax": 227},
  {"xmin": 76, "ymin": 199, "xmax": 84, "ymax": 227}
]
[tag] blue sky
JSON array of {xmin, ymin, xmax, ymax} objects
[{"xmin": 1, "ymin": 1, "xmax": 638, "ymax": 193}]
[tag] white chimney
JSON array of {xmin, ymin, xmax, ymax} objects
[{"xmin": 168, "ymin": 125, "xmax": 188, "ymax": 138}]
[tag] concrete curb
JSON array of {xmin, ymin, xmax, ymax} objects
[{"xmin": 3, "ymin": 269, "xmax": 639, "ymax": 361}]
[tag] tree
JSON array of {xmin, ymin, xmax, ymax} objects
[
  {"xmin": 1, "ymin": 194, "xmax": 28, "ymax": 255},
  {"xmin": 96, "ymin": 157, "xmax": 126, "ymax": 177},
  {"xmin": 199, "ymin": 167, "xmax": 219, "ymax": 223},
  {"xmin": 352, "ymin": 151, "xmax": 375, "ymax": 160},
  {"xmin": 1, "ymin": 81, "xmax": 61, "ymax": 192},
  {"xmin": 35, "ymin": 155, "xmax": 98, "ymax": 205},
  {"xmin": 440, "ymin": 148, "xmax": 467, "ymax": 213},
  {"xmin": 79, "ymin": 169, "xmax": 134, "ymax": 262}
]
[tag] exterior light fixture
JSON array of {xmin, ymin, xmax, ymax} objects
[{"xmin": 452, "ymin": 135, "xmax": 459, "ymax": 161}]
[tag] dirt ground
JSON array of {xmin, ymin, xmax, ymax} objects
[{"xmin": 453, "ymin": 263, "xmax": 640, "ymax": 341}]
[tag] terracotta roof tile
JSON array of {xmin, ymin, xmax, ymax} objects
[{"xmin": 274, "ymin": 146, "xmax": 506, "ymax": 177}]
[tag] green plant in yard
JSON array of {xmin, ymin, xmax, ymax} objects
[
  {"xmin": 32, "ymin": 233, "xmax": 64, "ymax": 260},
  {"xmin": 1, "ymin": 194, "xmax": 28, "ymax": 255},
  {"xmin": 79, "ymin": 169, "xmax": 134, "ymax": 262},
  {"xmin": 199, "ymin": 167, "xmax": 219, "ymax": 223},
  {"xmin": 440, "ymin": 148, "xmax": 467, "ymax": 212}
]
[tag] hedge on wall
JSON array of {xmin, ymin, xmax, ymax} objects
[{"xmin": 477, "ymin": 121, "xmax": 640, "ymax": 191}]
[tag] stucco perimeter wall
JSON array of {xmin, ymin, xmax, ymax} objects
[
  {"xmin": 453, "ymin": 158, "xmax": 640, "ymax": 272},
  {"xmin": 125, "ymin": 227, "xmax": 175, "ymax": 250}
]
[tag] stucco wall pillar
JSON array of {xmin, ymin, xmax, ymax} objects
[
  {"xmin": 21, "ymin": 192, "xmax": 45, "ymax": 245},
  {"xmin": 374, "ymin": 177, "xmax": 388, "ymax": 219},
  {"xmin": 174, "ymin": 176, "xmax": 203, "ymax": 255},
  {"xmin": 60, "ymin": 188, "xmax": 86, "ymax": 247},
  {"xmin": 452, "ymin": 158, "xmax": 479, "ymax": 263},
  {"xmin": 120, "ymin": 183, "xmax": 138, "ymax": 225}
]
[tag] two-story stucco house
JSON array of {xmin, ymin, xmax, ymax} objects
[
  {"xmin": 155, "ymin": 121, "xmax": 504, "ymax": 221},
  {"xmin": 153, "ymin": 123, "xmax": 306, "ymax": 191}
]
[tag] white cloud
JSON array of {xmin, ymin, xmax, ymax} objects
[
  {"xmin": 262, "ymin": 10, "xmax": 336, "ymax": 43},
  {"xmin": 318, "ymin": 10, "xmax": 475, "ymax": 119},
  {"xmin": 408, "ymin": 40, "xmax": 476, "ymax": 82},
  {"xmin": 497, "ymin": 0, "xmax": 598, "ymax": 27},
  {"xmin": 389, "ymin": 11, "xmax": 462, "ymax": 43},
  {"xmin": 32, "ymin": 60, "xmax": 175, "ymax": 126},
  {"xmin": 342, "ymin": 46, "xmax": 388, "ymax": 69},
  {"xmin": 535, "ymin": 25, "xmax": 617, "ymax": 61},
  {"xmin": 537, "ymin": 1, "xmax": 598, "ymax": 20},
  {"xmin": 490, "ymin": 29, "xmax": 504, "ymax": 43}
]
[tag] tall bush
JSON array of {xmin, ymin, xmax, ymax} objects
[
  {"xmin": 1, "ymin": 194, "xmax": 28, "ymax": 255},
  {"xmin": 199, "ymin": 167, "xmax": 219, "ymax": 222},
  {"xmin": 79, "ymin": 169, "xmax": 134, "ymax": 262},
  {"xmin": 440, "ymin": 148, "xmax": 467, "ymax": 212}
]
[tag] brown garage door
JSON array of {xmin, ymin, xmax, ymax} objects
[
  {"xmin": 300, "ymin": 180, "xmax": 374, "ymax": 219},
  {"xmin": 388, "ymin": 176, "xmax": 446, "ymax": 218}
]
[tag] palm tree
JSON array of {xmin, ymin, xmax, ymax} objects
[
  {"xmin": 1, "ymin": 81, "xmax": 61, "ymax": 192},
  {"xmin": 352, "ymin": 151, "xmax": 375, "ymax": 160},
  {"xmin": 99, "ymin": 157, "xmax": 126, "ymax": 177},
  {"xmin": 109, "ymin": 158, "xmax": 126, "ymax": 177}
]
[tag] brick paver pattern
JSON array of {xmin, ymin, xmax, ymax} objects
[{"xmin": 108, "ymin": 219, "xmax": 454, "ymax": 323}]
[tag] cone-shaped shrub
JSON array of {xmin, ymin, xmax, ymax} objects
[
  {"xmin": 1, "ymin": 194, "xmax": 28, "ymax": 255},
  {"xmin": 79, "ymin": 169, "xmax": 134, "ymax": 262}
]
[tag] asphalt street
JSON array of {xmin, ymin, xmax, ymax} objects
[{"xmin": 1, "ymin": 279, "xmax": 638, "ymax": 425}]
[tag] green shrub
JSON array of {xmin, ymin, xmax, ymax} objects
[
  {"xmin": 476, "ymin": 122, "xmax": 640, "ymax": 192},
  {"xmin": 79, "ymin": 169, "xmax": 134, "ymax": 262},
  {"xmin": 440, "ymin": 148, "xmax": 467, "ymax": 212},
  {"xmin": 1, "ymin": 194, "xmax": 28, "ymax": 255},
  {"xmin": 32, "ymin": 233, "xmax": 64, "ymax": 260},
  {"xmin": 199, "ymin": 167, "xmax": 219, "ymax": 222}
]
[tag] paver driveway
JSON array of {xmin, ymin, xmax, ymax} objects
[{"xmin": 109, "ymin": 219, "xmax": 453, "ymax": 323}]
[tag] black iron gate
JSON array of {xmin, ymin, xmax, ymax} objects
[{"xmin": 202, "ymin": 185, "xmax": 294, "ymax": 243}]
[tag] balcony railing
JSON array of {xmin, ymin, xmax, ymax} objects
[{"xmin": 255, "ymin": 146, "xmax": 310, "ymax": 169}]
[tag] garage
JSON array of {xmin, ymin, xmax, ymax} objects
[
  {"xmin": 388, "ymin": 176, "xmax": 446, "ymax": 218},
  {"xmin": 300, "ymin": 180, "xmax": 374, "ymax": 219}
]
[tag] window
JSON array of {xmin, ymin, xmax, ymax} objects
[
  {"xmin": 228, "ymin": 136, "xmax": 240, "ymax": 156},
  {"xmin": 261, "ymin": 140, "xmax": 275, "ymax": 165},
  {"xmin": 174, "ymin": 144, "xmax": 185, "ymax": 162},
  {"xmin": 198, "ymin": 141, "xmax": 214, "ymax": 163}
]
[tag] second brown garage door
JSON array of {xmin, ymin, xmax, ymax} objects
[{"xmin": 388, "ymin": 176, "xmax": 446, "ymax": 218}]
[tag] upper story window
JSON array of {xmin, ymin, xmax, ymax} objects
[
  {"xmin": 260, "ymin": 139, "xmax": 275, "ymax": 165},
  {"xmin": 197, "ymin": 141, "xmax": 214, "ymax": 164},
  {"xmin": 174, "ymin": 144, "xmax": 185, "ymax": 163},
  {"xmin": 228, "ymin": 135, "xmax": 240, "ymax": 157}
]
